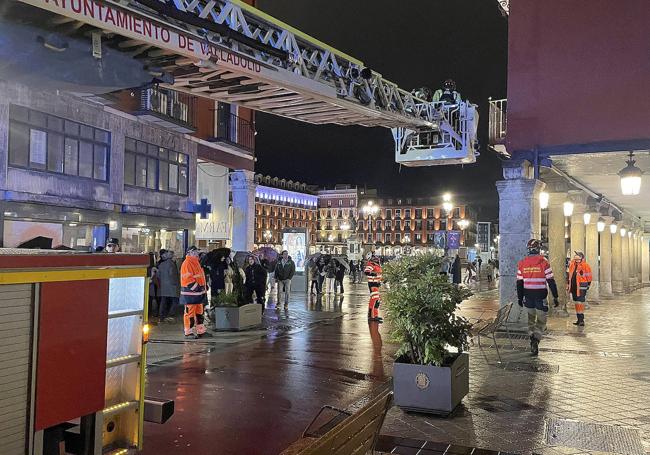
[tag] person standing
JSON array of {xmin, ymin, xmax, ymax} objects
[
  {"xmin": 334, "ymin": 260, "xmax": 346, "ymax": 294},
  {"xmin": 180, "ymin": 246, "xmax": 207, "ymax": 338},
  {"xmin": 325, "ymin": 259, "xmax": 337, "ymax": 294},
  {"xmin": 567, "ymin": 251, "xmax": 592, "ymax": 326},
  {"xmin": 349, "ymin": 260, "xmax": 359, "ymax": 284},
  {"xmin": 316, "ymin": 257, "xmax": 326, "ymax": 294},
  {"xmin": 486, "ymin": 260, "xmax": 494, "ymax": 284},
  {"xmin": 364, "ymin": 254, "xmax": 383, "ymax": 323},
  {"xmin": 274, "ymin": 250, "xmax": 296, "ymax": 308},
  {"xmin": 477, "ymin": 256, "xmax": 483, "ymax": 276},
  {"xmin": 209, "ymin": 256, "xmax": 227, "ymax": 296},
  {"xmin": 148, "ymin": 257, "xmax": 160, "ymax": 322},
  {"xmin": 244, "ymin": 256, "xmax": 267, "ymax": 310},
  {"xmin": 157, "ymin": 249, "xmax": 180, "ymax": 323},
  {"xmin": 516, "ymin": 239, "xmax": 560, "ymax": 356},
  {"xmin": 451, "ymin": 254, "xmax": 462, "ymax": 285},
  {"xmin": 309, "ymin": 263, "xmax": 319, "ymax": 295}
]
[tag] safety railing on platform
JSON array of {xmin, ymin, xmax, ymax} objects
[{"xmin": 488, "ymin": 98, "xmax": 507, "ymax": 145}]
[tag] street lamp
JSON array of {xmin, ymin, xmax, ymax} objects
[
  {"xmin": 340, "ymin": 221, "xmax": 351, "ymax": 231},
  {"xmin": 362, "ymin": 200, "xmax": 380, "ymax": 246},
  {"xmin": 263, "ymin": 229, "xmax": 272, "ymax": 245},
  {"xmin": 597, "ymin": 220, "xmax": 606, "ymax": 232},
  {"xmin": 539, "ymin": 191, "xmax": 549, "ymax": 209},
  {"xmin": 458, "ymin": 219, "xmax": 470, "ymax": 230},
  {"xmin": 619, "ymin": 151, "xmax": 643, "ymax": 196},
  {"xmin": 563, "ymin": 201, "xmax": 574, "ymax": 217},
  {"xmin": 610, "ymin": 223, "xmax": 618, "ymax": 234}
]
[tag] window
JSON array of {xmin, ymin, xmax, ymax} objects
[
  {"xmin": 427, "ymin": 208, "xmax": 435, "ymax": 219},
  {"xmin": 405, "ymin": 220, "xmax": 411, "ymax": 230},
  {"xmin": 428, "ymin": 233, "xmax": 435, "ymax": 242},
  {"xmin": 349, "ymin": 199, "xmax": 354, "ymax": 207},
  {"xmin": 395, "ymin": 220, "xmax": 402, "ymax": 230},
  {"xmin": 385, "ymin": 233, "xmax": 392, "ymax": 243},
  {"xmin": 405, "ymin": 209, "xmax": 411, "ymax": 219},
  {"xmin": 415, "ymin": 220, "xmax": 423, "ymax": 230},
  {"xmin": 338, "ymin": 199, "xmax": 343, "ymax": 207},
  {"xmin": 427, "ymin": 220, "xmax": 435, "ymax": 230},
  {"xmin": 124, "ymin": 138, "xmax": 189, "ymax": 195},
  {"xmin": 385, "ymin": 220, "xmax": 392, "ymax": 230},
  {"xmin": 386, "ymin": 209, "xmax": 392, "ymax": 219},
  {"xmin": 415, "ymin": 208, "xmax": 422, "ymax": 219},
  {"xmin": 9, "ymin": 105, "xmax": 110, "ymax": 181},
  {"xmin": 395, "ymin": 209, "xmax": 401, "ymax": 218},
  {"xmin": 327, "ymin": 200, "xmax": 332, "ymax": 207},
  {"xmin": 440, "ymin": 219, "xmax": 447, "ymax": 230},
  {"xmin": 395, "ymin": 233, "xmax": 402, "ymax": 243},
  {"xmin": 376, "ymin": 220, "xmax": 382, "ymax": 230},
  {"xmin": 415, "ymin": 233, "xmax": 422, "ymax": 242},
  {"xmin": 376, "ymin": 233, "xmax": 382, "ymax": 242}
]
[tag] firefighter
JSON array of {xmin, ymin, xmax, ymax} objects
[
  {"xmin": 364, "ymin": 253, "xmax": 383, "ymax": 323},
  {"xmin": 180, "ymin": 246, "xmax": 207, "ymax": 338},
  {"xmin": 567, "ymin": 251, "xmax": 592, "ymax": 326},
  {"xmin": 516, "ymin": 239, "xmax": 559, "ymax": 356},
  {"xmin": 432, "ymin": 79, "xmax": 462, "ymax": 104}
]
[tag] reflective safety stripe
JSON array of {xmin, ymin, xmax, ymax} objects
[
  {"xmin": 545, "ymin": 273, "xmax": 554, "ymax": 279},
  {"xmin": 524, "ymin": 284, "xmax": 548, "ymax": 289},
  {"xmin": 524, "ymin": 278, "xmax": 547, "ymax": 283},
  {"xmin": 181, "ymin": 290, "xmax": 205, "ymax": 296}
]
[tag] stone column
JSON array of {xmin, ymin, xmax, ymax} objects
[
  {"xmin": 641, "ymin": 234, "xmax": 650, "ymax": 286},
  {"xmin": 636, "ymin": 230, "xmax": 643, "ymax": 289},
  {"xmin": 598, "ymin": 216, "xmax": 614, "ymax": 296},
  {"xmin": 621, "ymin": 228, "xmax": 630, "ymax": 293},
  {"xmin": 570, "ymin": 213, "xmax": 585, "ymax": 257},
  {"xmin": 611, "ymin": 224, "xmax": 624, "ymax": 294},
  {"xmin": 230, "ymin": 169, "xmax": 256, "ymax": 252},
  {"xmin": 548, "ymin": 193, "xmax": 568, "ymax": 306},
  {"xmin": 632, "ymin": 230, "xmax": 639, "ymax": 290},
  {"xmin": 496, "ymin": 162, "xmax": 545, "ymax": 315},
  {"xmin": 584, "ymin": 212, "xmax": 600, "ymax": 301}
]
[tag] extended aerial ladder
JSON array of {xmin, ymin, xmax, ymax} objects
[{"xmin": 11, "ymin": 0, "xmax": 479, "ymax": 166}]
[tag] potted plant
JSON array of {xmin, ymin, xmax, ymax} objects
[
  {"xmin": 210, "ymin": 256, "xmax": 262, "ymax": 331},
  {"xmin": 383, "ymin": 253, "xmax": 472, "ymax": 415}
]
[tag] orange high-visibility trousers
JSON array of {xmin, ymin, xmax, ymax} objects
[
  {"xmin": 183, "ymin": 304, "xmax": 206, "ymax": 336},
  {"xmin": 368, "ymin": 284, "xmax": 381, "ymax": 318}
]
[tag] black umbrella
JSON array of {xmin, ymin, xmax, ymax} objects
[
  {"xmin": 17, "ymin": 236, "xmax": 53, "ymax": 249},
  {"xmin": 202, "ymin": 247, "xmax": 231, "ymax": 268}
]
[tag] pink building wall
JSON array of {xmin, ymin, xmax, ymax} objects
[{"xmin": 506, "ymin": 0, "xmax": 650, "ymax": 154}]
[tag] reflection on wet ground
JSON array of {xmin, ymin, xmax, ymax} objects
[{"xmin": 143, "ymin": 280, "xmax": 650, "ymax": 455}]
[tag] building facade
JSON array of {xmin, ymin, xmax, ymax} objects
[
  {"xmin": 253, "ymin": 175, "xmax": 318, "ymax": 251},
  {"xmin": 357, "ymin": 195, "xmax": 476, "ymax": 256},
  {"xmin": 316, "ymin": 186, "xmax": 359, "ymax": 254}
]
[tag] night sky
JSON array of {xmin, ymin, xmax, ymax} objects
[{"xmin": 254, "ymin": 0, "xmax": 508, "ymax": 220}]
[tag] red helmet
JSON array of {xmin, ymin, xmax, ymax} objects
[{"xmin": 526, "ymin": 239, "xmax": 542, "ymax": 254}]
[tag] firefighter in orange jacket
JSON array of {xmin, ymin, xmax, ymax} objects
[
  {"xmin": 567, "ymin": 251, "xmax": 592, "ymax": 327},
  {"xmin": 364, "ymin": 254, "xmax": 383, "ymax": 323},
  {"xmin": 517, "ymin": 239, "xmax": 559, "ymax": 356},
  {"xmin": 180, "ymin": 246, "xmax": 207, "ymax": 338}
]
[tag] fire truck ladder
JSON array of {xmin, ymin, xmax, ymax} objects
[{"xmin": 14, "ymin": 0, "xmax": 479, "ymax": 165}]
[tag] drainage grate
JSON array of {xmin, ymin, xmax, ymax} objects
[
  {"xmin": 503, "ymin": 362, "xmax": 559, "ymax": 373},
  {"xmin": 545, "ymin": 418, "xmax": 645, "ymax": 455}
]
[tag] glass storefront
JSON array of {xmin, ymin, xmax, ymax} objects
[
  {"xmin": 3, "ymin": 219, "xmax": 106, "ymax": 251},
  {"xmin": 121, "ymin": 227, "xmax": 186, "ymax": 256}
]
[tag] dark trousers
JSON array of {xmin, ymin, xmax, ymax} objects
[
  {"xmin": 246, "ymin": 284, "xmax": 266, "ymax": 304},
  {"xmin": 310, "ymin": 280, "xmax": 319, "ymax": 293},
  {"xmin": 159, "ymin": 296, "xmax": 178, "ymax": 319},
  {"xmin": 335, "ymin": 278, "xmax": 344, "ymax": 293},
  {"xmin": 317, "ymin": 275, "xmax": 325, "ymax": 293}
]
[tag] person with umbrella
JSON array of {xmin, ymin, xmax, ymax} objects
[{"xmin": 244, "ymin": 255, "xmax": 267, "ymax": 310}]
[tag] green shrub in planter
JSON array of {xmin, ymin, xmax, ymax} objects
[{"xmin": 383, "ymin": 253, "xmax": 473, "ymax": 414}]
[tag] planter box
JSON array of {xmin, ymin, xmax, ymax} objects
[
  {"xmin": 393, "ymin": 352, "xmax": 469, "ymax": 415},
  {"xmin": 214, "ymin": 304, "xmax": 262, "ymax": 331}
]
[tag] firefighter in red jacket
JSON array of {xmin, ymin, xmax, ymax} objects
[
  {"xmin": 567, "ymin": 251, "xmax": 592, "ymax": 326},
  {"xmin": 517, "ymin": 239, "xmax": 559, "ymax": 356},
  {"xmin": 364, "ymin": 254, "xmax": 383, "ymax": 323}
]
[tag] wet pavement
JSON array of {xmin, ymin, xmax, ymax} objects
[
  {"xmin": 382, "ymin": 287, "xmax": 650, "ymax": 455},
  {"xmin": 142, "ymin": 278, "xmax": 650, "ymax": 455},
  {"xmin": 142, "ymin": 281, "xmax": 397, "ymax": 455}
]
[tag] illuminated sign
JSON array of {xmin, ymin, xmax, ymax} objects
[{"xmin": 282, "ymin": 230, "xmax": 306, "ymax": 272}]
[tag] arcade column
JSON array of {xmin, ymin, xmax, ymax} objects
[
  {"xmin": 641, "ymin": 234, "xmax": 650, "ymax": 286},
  {"xmin": 230, "ymin": 169, "xmax": 256, "ymax": 252},
  {"xmin": 621, "ymin": 227, "xmax": 630, "ymax": 293},
  {"xmin": 611, "ymin": 223, "xmax": 624, "ymax": 294},
  {"xmin": 584, "ymin": 211, "xmax": 600, "ymax": 301},
  {"xmin": 548, "ymin": 193, "xmax": 568, "ymax": 305},
  {"xmin": 496, "ymin": 161, "xmax": 544, "ymax": 313},
  {"xmin": 598, "ymin": 216, "xmax": 615, "ymax": 296}
]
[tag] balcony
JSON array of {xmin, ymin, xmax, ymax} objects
[
  {"xmin": 488, "ymin": 98, "xmax": 509, "ymax": 157},
  {"xmin": 213, "ymin": 112, "xmax": 256, "ymax": 153},
  {"xmin": 136, "ymin": 87, "xmax": 197, "ymax": 134}
]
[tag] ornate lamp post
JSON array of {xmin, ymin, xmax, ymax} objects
[
  {"xmin": 362, "ymin": 200, "xmax": 379, "ymax": 250},
  {"xmin": 263, "ymin": 229, "xmax": 272, "ymax": 246}
]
